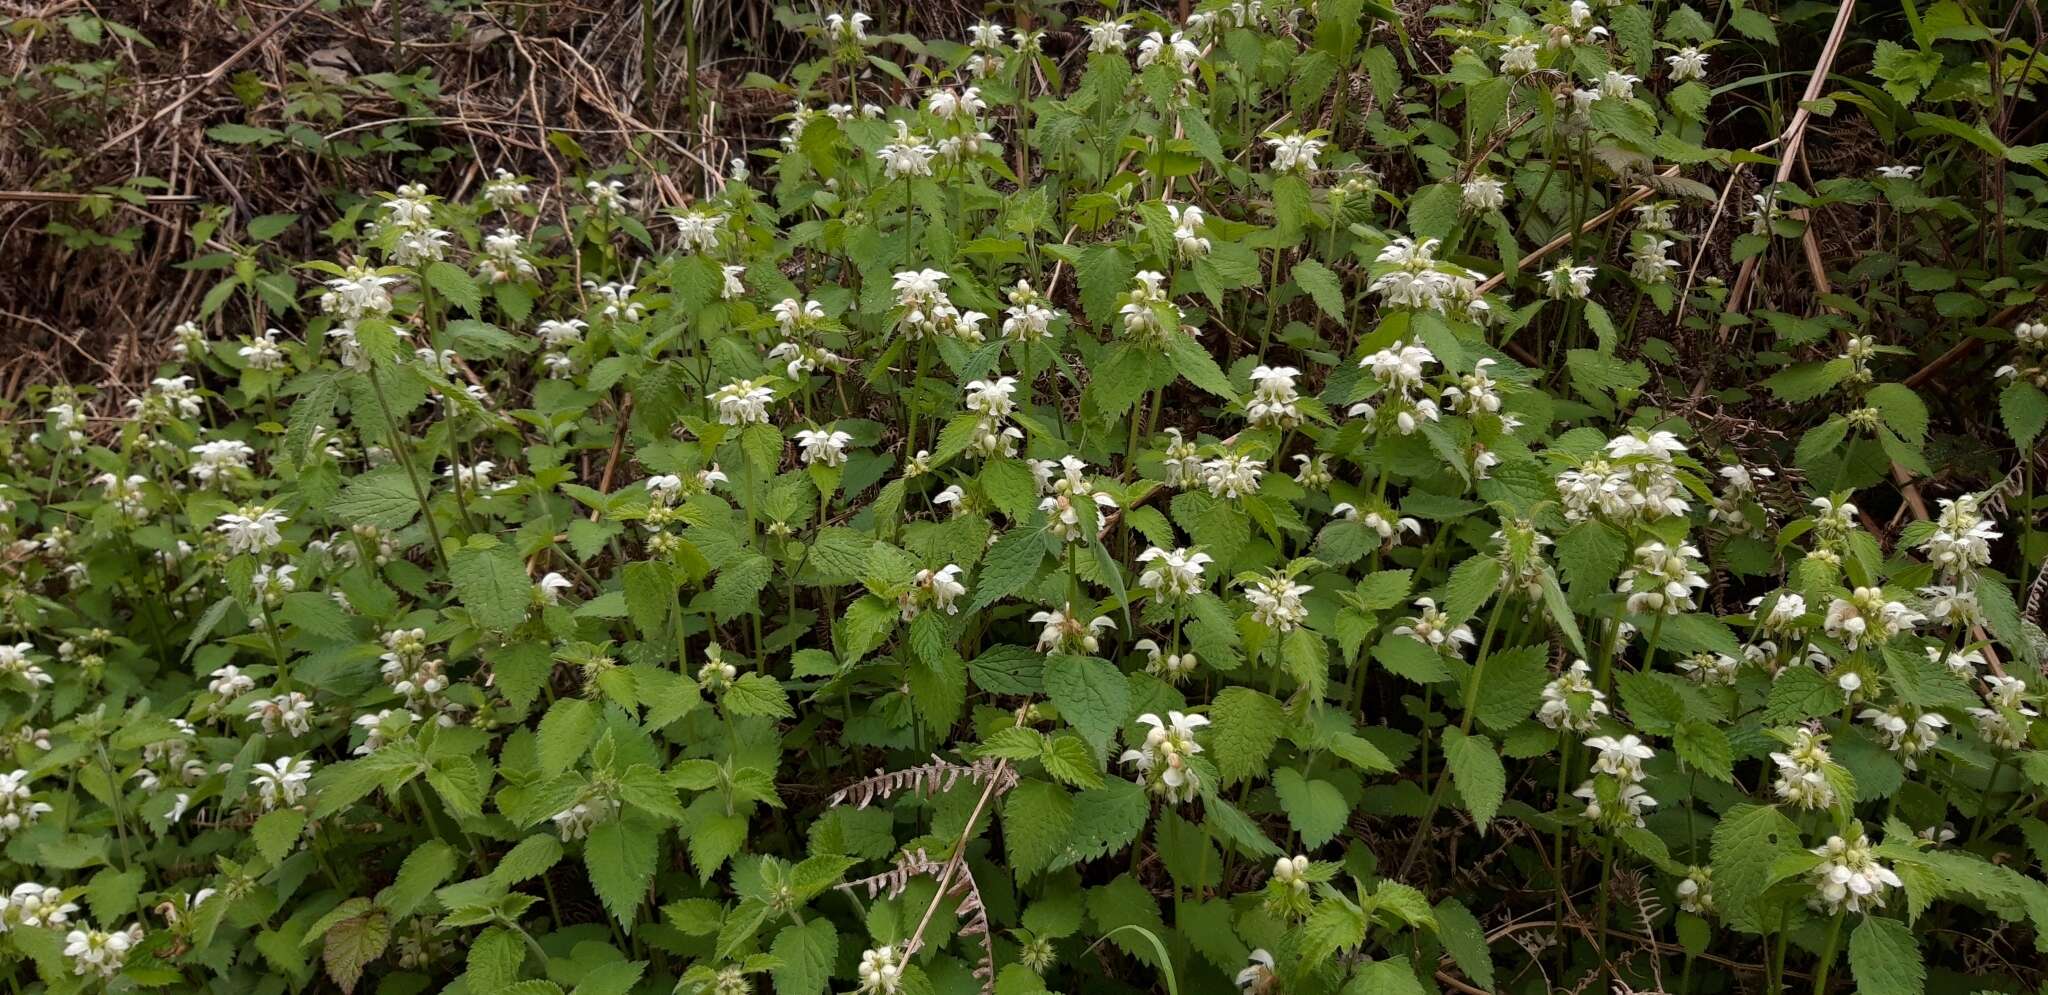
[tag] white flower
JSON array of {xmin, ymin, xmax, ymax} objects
[
  {"xmin": 1676, "ymin": 867, "xmax": 1714, "ymax": 914},
  {"xmin": 1362, "ymin": 339, "xmax": 1437, "ymax": 391},
  {"xmin": 186, "ymin": 439, "xmax": 252, "ymax": 484},
  {"xmin": 1462, "ymin": 175, "xmax": 1506, "ymax": 211},
  {"xmin": 1618, "ymin": 540, "xmax": 1709, "ymax": 615},
  {"xmin": 1770, "ymin": 728, "xmax": 1838, "ymax": 810},
  {"xmin": 858, "ymin": 945, "xmax": 903, "ymax": 995},
  {"xmin": 1136, "ymin": 31, "xmax": 1200, "ymax": 73},
  {"xmin": 1574, "ymin": 778, "xmax": 1658, "ymax": 828},
  {"xmin": 5, "ymin": 882, "xmax": 78, "ymax": 929},
  {"xmin": 1599, "ymin": 70, "xmax": 1642, "ymax": 100},
  {"xmin": 1628, "ymin": 237, "xmax": 1679, "ymax": 284},
  {"xmin": 900, "ymin": 564, "xmax": 967, "ymax": 620},
  {"xmin": 1585, "ymin": 734, "xmax": 1655, "ymax": 782},
  {"xmin": 246, "ymin": 691, "xmax": 315, "ymax": 737},
  {"xmin": 1536, "ymin": 660, "xmax": 1610, "ymax": 732},
  {"xmin": 1806, "ymin": 830, "xmax": 1902, "ymax": 914},
  {"xmin": 926, "ymin": 86, "xmax": 986, "ymax": 120},
  {"xmin": 215, "ymin": 505, "xmax": 287, "ymax": 555},
  {"xmin": 1500, "ymin": 37, "xmax": 1539, "ymax": 73},
  {"xmin": 1539, "ymin": 259, "xmax": 1598, "ymax": 299},
  {"xmin": 1666, "ymin": 47, "xmax": 1708, "ymax": 81},
  {"xmin": 1202, "ymin": 454, "xmax": 1264, "ymax": 499},
  {"xmin": 794, "ymin": 428, "xmax": 853, "ymax": 467},
  {"xmin": 1859, "ymin": 706, "xmax": 1946, "ymax": 769},
  {"xmin": 1137, "ymin": 547, "xmax": 1212, "ymax": 601},
  {"xmin": 1244, "ymin": 573, "xmax": 1311, "ymax": 632},
  {"xmin": 721, "ymin": 265, "xmax": 747, "ymax": 299},
  {"xmin": 1875, "ymin": 164, "xmax": 1921, "ymax": 180},
  {"xmin": 1271, "ymin": 854, "xmax": 1311, "ymax": 891},
  {"xmin": 1823, "ymin": 587, "xmax": 1922, "ymax": 650},
  {"xmin": 538, "ymin": 572, "xmax": 574, "ymax": 604},
  {"xmin": 878, "ymin": 139, "xmax": 936, "ymax": 178},
  {"xmin": 538, "ymin": 318, "xmax": 588, "ymax": 348},
  {"xmin": 1119, "ymin": 711, "xmax": 1209, "ymax": 803},
  {"xmin": 483, "ymin": 168, "xmax": 530, "ymax": 208},
  {"xmin": 239, "ymin": 328, "xmax": 288, "ymax": 370},
  {"xmin": 1236, "ymin": 950, "xmax": 1276, "ymax": 991},
  {"xmin": 551, "ymin": 793, "xmax": 620, "ymax": 841},
  {"xmin": 824, "ymin": 10, "xmax": 871, "ymax": 42},
  {"xmin": 585, "ymin": 178, "xmax": 636, "ymax": 214},
  {"xmin": 964, "ymin": 376, "xmax": 1018, "ymax": 419},
  {"xmin": 1265, "ymin": 133, "xmax": 1325, "ymax": 175},
  {"xmin": 1030, "ymin": 604, "xmax": 1115, "ymax": 655},
  {"xmin": 0, "ymin": 769, "xmax": 54, "ymax": 839},
  {"xmin": 63, "ymin": 923, "xmax": 138, "ymax": 978},
  {"xmin": 1246, "ymin": 364, "xmax": 1301, "ymax": 428},
  {"xmin": 1394, "ymin": 597, "xmax": 1475, "ymax": 653},
  {"xmin": 672, "ymin": 209, "xmax": 725, "ymax": 253},
  {"xmin": 1085, "ymin": 17, "xmax": 1131, "ymax": 53},
  {"xmin": 1970, "ymin": 675, "xmax": 2039, "ymax": 750},
  {"xmin": 709, "ymin": 379, "xmax": 776, "ymax": 426},
  {"xmin": 250, "ymin": 755, "xmax": 316, "ymax": 811}
]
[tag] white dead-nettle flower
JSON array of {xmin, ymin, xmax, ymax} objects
[
  {"xmin": 1462, "ymin": 175, "xmax": 1506, "ymax": 212},
  {"xmin": 353, "ymin": 709, "xmax": 417, "ymax": 756},
  {"xmin": 1236, "ymin": 950, "xmax": 1277, "ymax": 992},
  {"xmin": 4, "ymin": 882, "xmax": 79, "ymax": 929},
  {"xmin": 721, "ymin": 264, "xmax": 747, "ymax": 299},
  {"xmin": 1859, "ymin": 706, "xmax": 1947, "ymax": 770},
  {"xmin": 1293, "ymin": 453, "xmax": 1332, "ymax": 489},
  {"xmin": 172, "ymin": 319, "xmax": 208, "ymax": 361},
  {"xmin": 1628, "ymin": 236, "xmax": 1679, "ymax": 284},
  {"xmin": 1500, "ymin": 36, "xmax": 1539, "ymax": 73},
  {"xmin": 215, "ymin": 505, "xmax": 287, "ymax": 555},
  {"xmin": 321, "ymin": 264, "xmax": 398, "ymax": 321},
  {"xmin": 1586, "ymin": 734, "xmax": 1656, "ymax": 782},
  {"xmin": 247, "ymin": 691, "xmax": 315, "ymax": 737},
  {"xmin": 585, "ymin": 178, "xmax": 636, "ymax": 214},
  {"xmin": 1362, "ymin": 339, "xmax": 1438, "ymax": 392},
  {"xmin": 1038, "ymin": 457, "xmax": 1117, "ymax": 542},
  {"xmin": 1165, "ymin": 203, "xmax": 1211, "ymax": 259},
  {"xmin": 239, "ymin": 328, "xmax": 288, "ymax": 371},
  {"xmin": 1246, "ymin": 364, "xmax": 1301, "ymax": 429},
  {"xmin": 1085, "ymin": 17, "xmax": 1131, "ymax": 53},
  {"xmin": 1971, "ymin": 675, "xmax": 2039, "ymax": 750},
  {"xmin": 672, "ymin": 209, "xmax": 726, "ymax": 254},
  {"xmin": 965, "ymin": 376, "xmax": 1019, "ymax": 419},
  {"xmin": 1573, "ymin": 778, "xmax": 1658, "ymax": 829},
  {"xmin": 1537, "ymin": 660, "xmax": 1610, "ymax": 732},
  {"xmin": 1135, "ymin": 639, "xmax": 1198, "ymax": 682},
  {"xmin": 1201, "ymin": 453, "xmax": 1265, "ymax": 499},
  {"xmin": 1875, "ymin": 164, "xmax": 1921, "ymax": 180},
  {"xmin": 1137, "ymin": 547, "xmax": 1212, "ymax": 601},
  {"xmin": 1806, "ymin": 829, "xmax": 1902, "ymax": 914},
  {"xmin": 250, "ymin": 563, "xmax": 296, "ymax": 603},
  {"xmin": 1539, "ymin": 258, "xmax": 1598, "ymax": 299},
  {"xmin": 477, "ymin": 227, "xmax": 536, "ymax": 283},
  {"xmin": 207, "ymin": 664, "xmax": 256, "ymax": 706},
  {"xmin": 1677, "ymin": 651, "xmax": 1741, "ymax": 687},
  {"xmin": 1244, "ymin": 573, "xmax": 1312, "ymax": 632},
  {"xmin": 1618, "ymin": 540, "xmax": 1709, "ymax": 615},
  {"xmin": 0, "ymin": 642, "xmax": 52, "ymax": 689},
  {"xmin": 794, "ymin": 428, "xmax": 854, "ymax": 467},
  {"xmin": 1265, "ymin": 132, "xmax": 1325, "ymax": 175},
  {"xmin": 1635, "ymin": 200, "xmax": 1679, "ymax": 233},
  {"xmin": 1030, "ymin": 604, "xmax": 1115, "ymax": 655},
  {"xmin": 1675, "ymin": 866, "xmax": 1714, "ymax": 914},
  {"xmin": 1919, "ymin": 584, "xmax": 1982, "ymax": 626},
  {"xmin": 877, "ymin": 135, "xmax": 936, "ymax": 178},
  {"xmin": 1119, "ymin": 270, "xmax": 1185, "ymax": 345},
  {"xmin": 538, "ymin": 572, "xmax": 574, "ymax": 604},
  {"xmin": 584, "ymin": 280, "xmax": 643, "ymax": 323},
  {"xmin": 1395, "ymin": 597, "xmax": 1475, "ymax": 653},
  {"xmin": 709, "ymin": 379, "xmax": 776, "ymax": 426},
  {"xmin": 538, "ymin": 318, "xmax": 588, "ymax": 348},
  {"xmin": 250, "ymin": 755, "xmax": 316, "ymax": 811},
  {"xmin": 1770, "ymin": 727, "xmax": 1838, "ymax": 810},
  {"xmin": 1823, "ymin": 586, "xmax": 1922, "ymax": 650},
  {"xmin": 1271, "ymin": 854, "xmax": 1311, "ymax": 892},
  {"xmin": 1599, "ymin": 69, "xmax": 1642, "ymax": 100},
  {"xmin": 1921, "ymin": 494, "xmax": 1999, "ymax": 582},
  {"xmin": 390, "ymin": 226, "xmax": 451, "ymax": 266},
  {"xmin": 899, "ymin": 564, "xmax": 967, "ymax": 621},
  {"xmin": 482, "ymin": 168, "xmax": 530, "ymax": 208},
  {"xmin": 1160, "ymin": 428, "xmax": 1204, "ymax": 489},
  {"xmin": 857, "ymin": 946, "xmax": 903, "ymax": 995},
  {"xmin": 772, "ymin": 297, "xmax": 826, "ymax": 334},
  {"xmin": 0, "ymin": 769, "xmax": 55, "ymax": 840},
  {"xmin": 1666, "ymin": 46, "xmax": 1709, "ymax": 81},
  {"xmin": 926, "ymin": 86, "xmax": 986, "ymax": 121},
  {"xmin": 1120, "ymin": 711, "xmax": 1209, "ymax": 804},
  {"xmin": 63, "ymin": 922, "xmax": 142, "ymax": 979},
  {"xmin": 1441, "ymin": 358, "xmax": 1502, "ymax": 416},
  {"xmin": 1137, "ymin": 31, "xmax": 1201, "ymax": 73},
  {"xmin": 551, "ymin": 791, "xmax": 621, "ymax": 842},
  {"xmin": 824, "ymin": 10, "xmax": 871, "ymax": 42}
]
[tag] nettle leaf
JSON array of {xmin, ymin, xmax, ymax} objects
[
  {"xmin": 450, "ymin": 544, "xmax": 531, "ymax": 631},
  {"xmin": 1710, "ymin": 804, "xmax": 1805, "ymax": 933},
  {"xmin": 770, "ymin": 920, "xmax": 838, "ymax": 995},
  {"xmin": 1209, "ymin": 686, "xmax": 1286, "ymax": 784},
  {"xmin": 1045, "ymin": 655, "xmax": 1129, "ymax": 756},
  {"xmin": 1442, "ymin": 729, "xmax": 1505, "ymax": 828},
  {"xmin": 1849, "ymin": 916, "xmax": 1925, "ymax": 995},
  {"xmin": 1272, "ymin": 767, "xmax": 1348, "ymax": 847},
  {"xmin": 1291, "ymin": 258, "xmax": 1345, "ymax": 319}
]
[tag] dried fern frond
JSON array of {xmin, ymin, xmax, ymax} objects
[{"xmin": 826, "ymin": 754, "xmax": 1018, "ymax": 809}]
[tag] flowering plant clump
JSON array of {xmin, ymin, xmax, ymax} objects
[{"xmin": 7, "ymin": 3, "xmax": 2048, "ymax": 995}]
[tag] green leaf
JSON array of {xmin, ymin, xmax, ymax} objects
[
  {"xmin": 1209, "ymin": 687, "xmax": 1286, "ymax": 784},
  {"xmin": 1041, "ymin": 732, "xmax": 1106, "ymax": 789},
  {"xmin": 1164, "ymin": 332, "xmax": 1240, "ymax": 402},
  {"xmin": 585, "ymin": 818, "xmax": 658, "ymax": 928},
  {"xmin": 1005, "ymin": 780, "xmax": 1075, "ymax": 875},
  {"xmin": 2001, "ymin": 381, "xmax": 2048, "ymax": 447},
  {"xmin": 724, "ymin": 673, "xmax": 793, "ymax": 719},
  {"xmin": 1432, "ymin": 898, "xmax": 1494, "ymax": 990},
  {"xmin": 1849, "ymin": 916, "xmax": 1924, "ymax": 995},
  {"xmin": 451, "ymin": 544, "xmax": 532, "ymax": 631},
  {"xmin": 1292, "ymin": 259, "xmax": 1345, "ymax": 319},
  {"xmin": 1273, "ymin": 767, "xmax": 1348, "ymax": 847},
  {"xmin": 770, "ymin": 920, "xmax": 838, "ymax": 995},
  {"xmin": 537, "ymin": 698, "xmax": 600, "ymax": 776},
  {"xmin": 1710, "ymin": 804, "xmax": 1804, "ymax": 933},
  {"xmin": 321, "ymin": 907, "xmax": 391, "ymax": 994},
  {"xmin": 973, "ymin": 529, "xmax": 1048, "ymax": 610},
  {"xmin": 1442, "ymin": 729, "xmax": 1505, "ymax": 828},
  {"xmin": 328, "ymin": 467, "xmax": 423, "ymax": 531},
  {"xmin": 1045, "ymin": 655, "xmax": 1129, "ymax": 756},
  {"xmin": 425, "ymin": 260, "xmax": 483, "ymax": 316}
]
